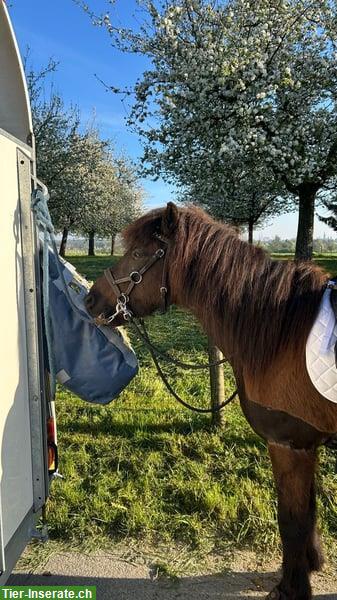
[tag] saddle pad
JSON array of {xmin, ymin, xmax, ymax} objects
[{"xmin": 306, "ymin": 286, "xmax": 337, "ymax": 403}]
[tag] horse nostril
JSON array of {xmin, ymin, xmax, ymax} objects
[{"xmin": 85, "ymin": 292, "xmax": 96, "ymax": 312}]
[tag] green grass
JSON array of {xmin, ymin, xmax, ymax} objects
[
  {"xmin": 46, "ymin": 254, "xmax": 337, "ymax": 559},
  {"xmin": 271, "ymin": 253, "xmax": 337, "ymax": 275},
  {"xmin": 66, "ymin": 255, "xmax": 116, "ymax": 281},
  {"xmin": 311, "ymin": 255, "xmax": 337, "ymax": 275}
]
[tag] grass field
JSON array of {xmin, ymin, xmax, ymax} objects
[{"xmin": 46, "ymin": 253, "xmax": 337, "ymax": 562}]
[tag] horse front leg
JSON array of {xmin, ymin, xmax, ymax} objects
[
  {"xmin": 267, "ymin": 443, "xmax": 319, "ymax": 600},
  {"xmin": 306, "ymin": 481, "xmax": 324, "ymax": 574}
]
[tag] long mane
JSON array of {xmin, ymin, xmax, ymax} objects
[{"xmin": 124, "ymin": 206, "xmax": 327, "ymax": 373}]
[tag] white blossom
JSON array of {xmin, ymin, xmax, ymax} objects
[{"xmin": 101, "ymin": 0, "xmax": 337, "ymax": 256}]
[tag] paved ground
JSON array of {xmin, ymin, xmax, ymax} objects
[{"xmin": 9, "ymin": 550, "xmax": 337, "ymax": 599}]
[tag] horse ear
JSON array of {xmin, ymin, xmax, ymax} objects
[{"xmin": 161, "ymin": 202, "xmax": 178, "ymax": 237}]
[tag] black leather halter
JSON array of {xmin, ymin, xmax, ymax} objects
[{"xmin": 103, "ymin": 240, "xmax": 169, "ymax": 322}]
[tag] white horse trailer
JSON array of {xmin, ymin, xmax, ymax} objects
[{"xmin": 0, "ymin": 0, "xmax": 56, "ymax": 582}]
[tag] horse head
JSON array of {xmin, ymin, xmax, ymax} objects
[{"xmin": 85, "ymin": 202, "xmax": 179, "ymax": 326}]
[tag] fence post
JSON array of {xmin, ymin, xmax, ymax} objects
[{"xmin": 208, "ymin": 339, "xmax": 226, "ymax": 428}]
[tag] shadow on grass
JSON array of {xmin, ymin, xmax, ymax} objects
[{"xmin": 61, "ymin": 415, "xmax": 265, "ymax": 447}]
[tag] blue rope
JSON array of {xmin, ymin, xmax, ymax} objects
[{"xmin": 32, "ymin": 188, "xmax": 57, "ymax": 396}]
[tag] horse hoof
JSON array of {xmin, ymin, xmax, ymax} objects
[
  {"xmin": 266, "ymin": 587, "xmax": 311, "ymax": 600},
  {"xmin": 266, "ymin": 588, "xmax": 286, "ymax": 600}
]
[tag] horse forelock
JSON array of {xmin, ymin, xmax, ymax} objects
[{"xmin": 122, "ymin": 208, "xmax": 165, "ymax": 249}]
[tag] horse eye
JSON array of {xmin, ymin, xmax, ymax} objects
[{"xmin": 132, "ymin": 249, "xmax": 143, "ymax": 259}]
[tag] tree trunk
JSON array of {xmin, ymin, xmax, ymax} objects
[
  {"xmin": 110, "ymin": 234, "xmax": 115, "ymax": 256},
  {"xmin": 208, "ymin": 340, "xmax": 226, "ymax": 428},
  {"xmin": 295, "ymin": 186, "xmax": 317, "ymax": 260},
  {"xmin": 59, "ymin": 227, "xmax": 68, "ymax": 258},
  {"xmin": 248, "ymin": 220, "xmax": 254, "ymax": 244},
  {"xmin": 88, "ymin": 231, "xmax": 95, "ymax": 256}
]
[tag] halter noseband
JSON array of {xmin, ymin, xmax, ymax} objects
[{"xmin": 102, "ymin": 238, "xmax": 169, "ymax": 323}]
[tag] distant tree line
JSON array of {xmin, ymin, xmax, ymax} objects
[
  {"xmin": 26, "ymin": 59, "xmax": 143, "ymax": 257},
  {"xmin": 261, "ymin": 236, "xmax": 337, "ymax": 255}
]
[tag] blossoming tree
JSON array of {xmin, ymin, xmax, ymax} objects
[
  {"xmin": 182, "ymin": 163, "xmax": 292, "ymax": 242},
  {"xmin": 28, "ymin": 62, "xmax": 142, "ymax": 256},
  {"xmin": 77, "ymin": 145, "xmax": 143, "ymax": 256},
  {"xmin": 94, "ymin": 0, "xmax": 337, "ymax": 259}
]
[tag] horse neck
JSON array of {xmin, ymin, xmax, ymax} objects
[
  {"xmin": 168, "ymin": 228, "xmax": 325, "ymax": 372},
  {"xmin": 168, "ymin": 232, "xmax": 255, "ymax": 355}
]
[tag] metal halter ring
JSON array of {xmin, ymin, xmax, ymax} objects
[
  {"xmin": 130, "ymin": 271, "xmax": 143, "ymax": 284},
  {"xmin": 118, "ymin": 293, "xmax": 129, "ymax": 305}
]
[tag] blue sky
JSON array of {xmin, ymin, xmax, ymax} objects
[{"xmin": 9, "ymin": 0, "xmax": 335, "ymax": 239}]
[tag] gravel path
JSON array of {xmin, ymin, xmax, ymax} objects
[{"xmin": 9, "ymin": 550, "xmax": 337, "ymax": 599}]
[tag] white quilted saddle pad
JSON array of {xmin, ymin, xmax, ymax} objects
[{"xmin": 306, "ymin": 285, "xmax": 337, "ymax": 403}]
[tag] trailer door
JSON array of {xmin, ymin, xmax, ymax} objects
[{"xmin": 0, "ymin": 1, "xmax": 50, "ymax": 582}]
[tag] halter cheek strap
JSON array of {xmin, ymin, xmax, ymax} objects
[{"xmin": 103, "ymin": 243, "xmax": 169, "ymax": 322}]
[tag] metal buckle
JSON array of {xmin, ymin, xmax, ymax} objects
[
  {"xmin": 130, "ymin": 271, "xmax": 142, "ymax": 284},
  {"xmin": 155, "ymin": 248, "xmax": 165, "ymax": 258},
  {"xmin": 118, "ymin": 293, "xmax": 129, "ymax": 304},
  {"xmin": 105, "ymin": 294, "xmax": 132, "ymax": 324},
  {"xmin": 118, "ymin": 296, "xmax": 132, "ymax": 321}
]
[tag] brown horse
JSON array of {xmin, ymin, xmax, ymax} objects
[{"xmin": 85, "ymin": 202, "xmax": 337, "ymax": 600}]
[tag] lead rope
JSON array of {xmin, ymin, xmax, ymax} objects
[
  {"xmin": 130, "ymin": 317, "xmax": 229, "ymax": 370},
  {"xmin": 138, "ymin": 319, "xmax": 238, "ymax": 414}
]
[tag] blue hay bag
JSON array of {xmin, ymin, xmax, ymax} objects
[
  {"xmin": 33, "ymin": 186, "xmax": 138, "ymax": 405},
  {"xmin": 47, "ymin": 251, "xmax": 138, "ymax": 404}
]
